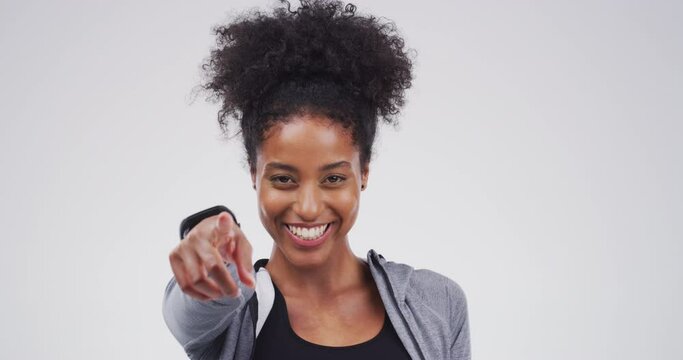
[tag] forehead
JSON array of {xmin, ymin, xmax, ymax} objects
[{"xmin": 257, "ymin": 114, "xmax": 358, "ymax": 168}]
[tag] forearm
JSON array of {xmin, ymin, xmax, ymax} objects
[{"xmin": 162, "ymin": 264, "xmax": 255, "ymax": 354}]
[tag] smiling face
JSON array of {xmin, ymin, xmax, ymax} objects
[{"xmin": 251, "ymin": 113, "xmax": 369, "ymax": 269}]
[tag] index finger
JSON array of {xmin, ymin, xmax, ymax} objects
[
  {"xmin": 212, "ymin": 212, "xmax": 238, "ymax": 259},
  {"xmin": 214, "ymin": 211, "xmax": 236, "ymax": 236},
  {"xmin": 232, "ymin": 232, "xmax": 255, "ymax": 289}
]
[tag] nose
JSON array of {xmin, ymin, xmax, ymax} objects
[{"xmin": 293, "ymin": 183, "xmax": 323, "ymax": 221}]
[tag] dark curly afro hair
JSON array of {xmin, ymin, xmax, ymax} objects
[{"xmin": 201, "ymin": 0, "xmax": 414, "ymax": 171}]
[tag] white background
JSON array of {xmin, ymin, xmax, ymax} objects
[{"xmin": 1, "ymin": 0, "xmax": 681, "ymax": 359}]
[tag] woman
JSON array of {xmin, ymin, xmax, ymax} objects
[{"xmin": 162, "ymin": 1, "xmax": 470, "ymax": 359}]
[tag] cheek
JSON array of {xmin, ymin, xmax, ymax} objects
[
  {"xmin": 331, "ymin": 190, "xmax": 361, "ymax": 224},
  {"xmin": 258, "ymin": 188, "xmax": 289, "ymax": 225}
]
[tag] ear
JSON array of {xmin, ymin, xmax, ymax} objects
[
  {"xmin": 250, "ymin": 169, "xmax": 256, "ymax": 190},
  {"xmin": 361, "ymin": 163, "xmax": 369, "ymax": 190}
]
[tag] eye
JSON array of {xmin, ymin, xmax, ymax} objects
[
  {"xmin": 270, "ymin": 175, "xmax": 294, "ymax": 185},
  {"xmin": 324, "ymin": 175, "xmax": 346, "ymax": 184}
]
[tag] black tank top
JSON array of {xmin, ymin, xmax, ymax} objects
[{"xmin": 254, "ymin": 281, "xmax": 412, "ymax": 359}]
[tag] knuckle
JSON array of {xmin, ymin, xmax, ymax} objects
[
  {"xmin": 188, "ymin": 272, "xmax": 205, "ymax": 285},
  {"xmin": 186, "ymin": 231, "xmax": 203, "ymax": 244},
  {"xmin": 205, "ymin": 261, "xmax": 223, "ymax": 273},
  {"xmin": 178, "ymin": 282, "xmax": 191, "ymax": 292},
  {"xmin": 168, "ymin": 250, "xmax": 182, "ymax": 262},
  {"xmin": 187, "ymin": 226, "xmax": 212, "ymax": 244}
]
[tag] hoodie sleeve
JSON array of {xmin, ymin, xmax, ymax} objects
[
  {"xmin": 448, "ymin": 280, "xmax": 471, "ymax": 360},
  {"xmin": 161, "ymin": 262, "xmax": 255, "ymax": 358}
]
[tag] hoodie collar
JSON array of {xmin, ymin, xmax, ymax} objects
[
  {"xmin": 253, "ymin": 250, "xmax": 415, "ymax": 302},
  {"xmin": 366, "ymin": 249, "xmax": 414, "ymax": 304}
]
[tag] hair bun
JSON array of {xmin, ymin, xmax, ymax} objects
[{"xmin": 200, "ymin": 0, "xmax": 414, "ymax": 168}]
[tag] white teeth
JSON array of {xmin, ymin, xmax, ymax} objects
[{"xmin": 287, "ymin": 223, "xmax": 329, "ymax": 240}]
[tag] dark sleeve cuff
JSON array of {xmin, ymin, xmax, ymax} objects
[{"xmin": 179, "ymin": 205, "xmax": 240, "ymax": 240}]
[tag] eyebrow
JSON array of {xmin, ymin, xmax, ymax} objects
[{"xmin": 265, "ymin": 161, "xmax": 351, "ymax": 173}]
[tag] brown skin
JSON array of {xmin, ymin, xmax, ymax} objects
[
  {"xmin": 251, "ymin": 113, "xmax": 384, "ymax": 346},
  {"xmin": 168, "ymin": 211, "xmax": 255, "ymax": 300},
  {"xmin": 168, "ymin": 112, "xmax": 384, "ymax": 346}
]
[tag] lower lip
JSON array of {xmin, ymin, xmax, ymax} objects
[{"xmin": 285, "ymin": 223, "xmax": 333, "ymax": 248}]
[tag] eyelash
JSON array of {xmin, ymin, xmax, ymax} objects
[
  {"xmin": 269, "ymin": 175, "xmax": 346, "ymax": 185},
  {"xmin": 271, "ymin": 175, "xmax": 293, "ymax": 184},
  {"xmin": 325, "ymin": 175, "xmax": 346, "ymax": 184}
]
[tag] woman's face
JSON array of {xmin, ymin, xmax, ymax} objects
[{"xmin": 251, "ymin": 113, "xmax": 368, "ymax": 268}]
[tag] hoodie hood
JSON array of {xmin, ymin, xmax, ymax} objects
[
  {"xmin": 366, "ymin": 249, "xmax": 415, "ymax": 302},
  {"xmin": 366, "ymin": 249, "xmax": 424, "ymax": 359}
]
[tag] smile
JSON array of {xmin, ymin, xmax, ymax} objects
[{"xmin": 284, "ymin": 223, "xmax": 333, "ymax": 247}]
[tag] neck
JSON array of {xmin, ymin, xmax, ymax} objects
[{"xmin": 265, "ymin": 239, "xmax": 367, "ymax": 299}]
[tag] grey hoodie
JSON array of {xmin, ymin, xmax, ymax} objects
[{"xmin": 162, "ymin": 249, "xmax": 471, "ymax": 359}]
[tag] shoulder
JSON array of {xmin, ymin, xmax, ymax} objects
[
  {"xmin": 409, "ymin": 267, "xmax": 467, "ymax": 305},
  {"xmin": 406, "ymin": 267, "xmax": 469, "ymax": 327},
  {"xmin": 368, "ymin": 250, "xmax": 471, "ymax": 356},
  {"xmin": 368, "ymin": 250, "xmax": 468, "ymax": 316}
]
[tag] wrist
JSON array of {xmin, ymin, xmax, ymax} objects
[{"xmin": 179, "ymin": 205, "xmax": 240, "ymax": 240}]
